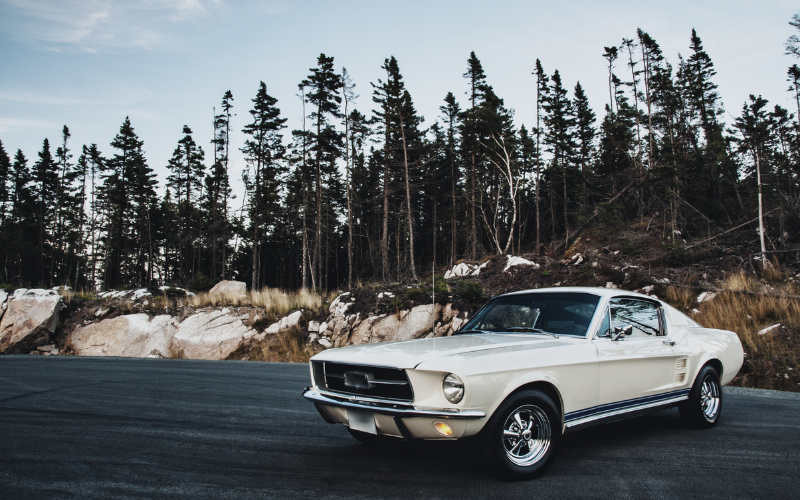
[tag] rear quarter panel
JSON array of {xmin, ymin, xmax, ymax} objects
[{"xmin": 673, "ymin": 326, "xmax": 744, "ymax": 386}]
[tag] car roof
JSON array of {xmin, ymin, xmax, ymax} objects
[{"xmin": 498, "ymin": 286, "xmax": 659, "ymax": 301}]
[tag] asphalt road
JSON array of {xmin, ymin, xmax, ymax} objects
[{"xmin": 1, "ymin": 357, "xmax": 798, "ymax": 499}]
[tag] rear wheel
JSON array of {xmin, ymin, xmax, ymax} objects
[
  {"xmin": 480, "ymin": 390, "xmax": 560, "ymax": 479},
  {"xmin": 680, "ymin": 365, "xmax": 722, "ymax": 428}
]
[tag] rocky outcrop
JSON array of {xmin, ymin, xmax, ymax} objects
[
  {"xmin": 171, "ymin": 309, "xmax": 260, "ymax": 360},
  {"xmin": 67, "ymin": 314, "xmax": 179, "ymax": 358},
  {"xmin": 209, "ymin": 280, "xmax": 246, "ymax": 296},
  {"xmin": 312, "ymin": 297, "xmax": 468, "ymax": 349},
  {"xmin": 265, "ymin": 310, "xmax": 302, "ymax": 334},
  {"xmin": 0, "ymin": 289, "xmax": 63, "ymax": 354},
  {"xmin": 0, "ymin": 289, "xmax": 8, "ymax": 323}
]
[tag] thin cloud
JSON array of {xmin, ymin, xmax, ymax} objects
[
  {"xmin": 1, "ymin": 0, "xmax": 222, "ymax": 51},
  {"xmin": 0, "ymin": 117, "xmax": 57, "ymax": 133}
]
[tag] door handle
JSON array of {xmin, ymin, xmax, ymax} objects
[{"xmin": 663, "ymin": 340, "xmax": 676, "ymax": 346}]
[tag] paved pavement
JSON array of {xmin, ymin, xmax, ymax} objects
[{"xmin": 1, "ymin": 356, "xmax": 798, "ymax": 499}]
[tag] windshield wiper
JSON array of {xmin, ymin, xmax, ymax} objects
[
  {"xmin": 505, "ymin": 327, "xmax": 559, "ymax": 338},
  {"xmin": 456, "ymin": 329, "xmax": 494, "ymax": 335}
]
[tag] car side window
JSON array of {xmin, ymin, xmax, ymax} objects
[{"xmin": 609, "ymin": 298, "xmax": 661, "ymax": 338}]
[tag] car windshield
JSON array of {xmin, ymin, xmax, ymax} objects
[{"xmin": 459, "ymin": 292, "xmax": 601, "ymax": 337}]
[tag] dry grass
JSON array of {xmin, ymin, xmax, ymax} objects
[
  {"xmin": 247, "ymin": 326, "xmax": 316, "ymax": 363},
  {"xmin": 690, "ymin": 271, "xmax": 800, "ymax": 391},
  {"xmin": 666, "ymin": 286, "xmax": 695, "ymax": 310},
  {"xmin": 190, "ymin": 287, "xmax": 335, "ymax": 315}
]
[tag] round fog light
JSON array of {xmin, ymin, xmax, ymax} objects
[{"xmin": 433, "ymin": 421, "xmax": 454, "ymax": 437}]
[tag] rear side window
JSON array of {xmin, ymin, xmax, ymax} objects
[{"xmin": 609, "ymin": 298, "xmax": 662, "ymax": 338}]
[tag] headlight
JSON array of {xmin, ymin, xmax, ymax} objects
[{"xmin": 442, "ymin": 373, "xmax": 464, "ymax": 404}]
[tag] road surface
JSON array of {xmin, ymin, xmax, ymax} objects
[{"xmin": 1, "ymin": 356, "xmax": 798, "ymax": 499}]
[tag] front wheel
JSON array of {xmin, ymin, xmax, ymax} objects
[
  {"xmin": 680, "ymin": 365, "xmax": 722, "ymax": 428},
  {"xmin": 480, "ymin": 390, "xmax": 560, "ymax": 479}
]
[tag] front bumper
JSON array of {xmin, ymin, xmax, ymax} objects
[
  {"xmin": 302, "ymin": 387, "xmax": 486, "ymax": 439},
  {"xmin": 302, "ymin": 388, "xmax": 486, "ymax": 419}
]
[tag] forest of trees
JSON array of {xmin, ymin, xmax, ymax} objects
[{"xmin": 1, "ymin": 22, "xmax": 800, "ymax": 292}]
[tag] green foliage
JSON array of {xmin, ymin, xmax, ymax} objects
[
  {"xmin": 388, "ymin": 298, "xmax": 404, "ymax": 312},
  {"xmin": 162, "ymin": 287, "xmax": 186, "ymax": 298},
  {"xmin": 620, "ymin": 237, "xmax": 644, "ymax": 256},
  {"xmin": 404, "ymin": 288, "xmax": 424, "ymax": 301},
  {"xmin": 453, "ymin": 280, "xmax": 484, "ymax": 301},
  {"xmin": 542, "ymin": 269, "xmax": 552, "ymax": 277},
  {"xmin": 188, "ymin": 272, "xmax": 214, "ymax": 292}
]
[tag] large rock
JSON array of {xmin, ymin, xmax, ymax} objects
[
  {"xmin": 349, "ymin": 304, "xmax": 442, "ymax": 345},
  {"xmin": 172, "ymin": 310, "xmax": 256, "ymax": 360},
  {"xmin": 265, "ymin": 310, "xmax": 303, "ymax": 334},
  {"xmin": 0, "ymin": 289, "xmax": 62, "ymax": 354},
  {"xmin": 67, "ymin": 314, "xmax": 178, "ymax": 358},
  {"xmin": 209, "ymin": 280, "xmax": 247, "ymax": 296},
  {"xmin": 0, "ymin": 289, "xmax": 8, "ymax": 323}
]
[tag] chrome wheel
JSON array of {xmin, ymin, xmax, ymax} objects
[
  {"xmin": 700, "ymin": 376, "xmax": 720, "ymax": 420},
  {"xmin": 502, "ymin": 404, "xmax": 551, "ymax": 466}
]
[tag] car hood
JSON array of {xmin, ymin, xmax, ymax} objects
[{"xmin": 310, "ymin": 334, "xmax": 583, "ymax": 369}]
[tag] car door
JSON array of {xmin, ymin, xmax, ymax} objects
[{"xmin": 593, "ymin": 297, "xmax": 680, "ymax": 409}]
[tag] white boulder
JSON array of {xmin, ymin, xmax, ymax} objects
[
  {"xmin": 67, "ymin": 314, "xmax": 178, "ymax": 358},
  {"xmin": 172, "ymin": 310, "xmax": 255, "ymax": 360},
  {"xmin": 265, "ymin": 310, "xmax": 304, "ymax": 334},
  {"xmin": 0, "ymin": 289, "xmax": 62, "ymax": 354},
  {"xmin": 504, "ymin": 255, "xmax": 538, "ymax": 272},
  {"xmin": 208, "ymin": 280, "xmax": 247, "ymax": 296}
]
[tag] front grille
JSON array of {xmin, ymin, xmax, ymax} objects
[{"xmin": 312, "ymin": 361, "xmax": 413, "ymax": 401}]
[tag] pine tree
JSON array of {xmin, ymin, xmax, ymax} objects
[
  {"xmin": 166, "ymin": 125, "xmax": 206, "ymax": 281},
  {"xmin": 300, "ymin": 54, "xmax": 343, "ymax": 289},
  {"xmin": 211, "ymin": 90, "xmax": 234, "ymax": 280},
  {"xmin": 532, "ymin": 59, "xmax": 549, "ymax": 247},
  {"xmin": 102, "ymin": 117, "xmax": 156, "ymax": 289},
  {"xmin": 573, "ymin": 82, "xmax": 596, "ymax": 208},
  {"xmin": 543, "ymin": 70, "xmax": 576, "ymax": 247},
  {"xmin": 439, "ymin": 92, "xmax": 461, "ymax": 264},
  {"xmin": 32, "ymin": 138, "xmax": 57, "ymax": 285},
  {"xmin": 241, "ymin": 81, "xmax": 287, "ymax": 290},
  {"xmin": 6, "ymin": 150, "xmax": 37, "ymax": 284},
  {"xmin": 732, "ymin": 95, "xmax": 772, "ymax": 256},
  {"xmin": 787, "ymin": 65, "xmax": 800, "ymax": 126},
  {"xmin": 462, "ymin": 51, "xmax": 487, "ymax": 259},
  {"xmin": 0, "ymin": 140, "xmax": 9, "ymax": 228}
]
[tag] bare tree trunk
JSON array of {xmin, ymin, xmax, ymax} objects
[
  {"xmin": 381, "ymin": 126, "xmax": 390, "ymax": 281},
  {"xmin": 398, "ymin": 112, "xmax": 417, "ymax": 281},
  {"xmin": 625, "ymin": 41, "xmax": 644, "ymax": 218},
  {"xmin": 755, "ymin": 150, "xmax": 767, "ymax": 255},
  {"xmin": 314, "ymin": 117, "xmax": 322, "ymax": 289},
  {"xmin": 343, "ymin": 79, "xmax": 354, "ymax": 290},
  {"xmin": 450, "ymin": 140, "xmax": 457, "ymax": 265},
  {"xmin": 470, "ymin": 152, "xmax": 477, "ymax": 259},
  {"xmin": 562, "ymin": 158, "xmax": 569, "ymax": 249}
]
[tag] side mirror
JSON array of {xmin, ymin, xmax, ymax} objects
[{"xmin": 611, "ymin": 324, "xmax": 633, "ymax": 341}]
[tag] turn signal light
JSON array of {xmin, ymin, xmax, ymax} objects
[{"xmin": 433, "ymin": 421, "xmax": 454, "ymax": 437}]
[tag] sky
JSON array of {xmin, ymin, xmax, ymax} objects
[{"xmin": 1, "ymin": 0, "xmax": 799, "ymax": 199}]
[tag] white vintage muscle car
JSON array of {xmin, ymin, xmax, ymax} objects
[{"xmin": 302, "ymin": 287, "xmax": 744, "ymax": 478}]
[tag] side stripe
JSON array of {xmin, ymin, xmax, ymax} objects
[{"xmin": 565, "ymin": 389, "xmax": 690, "ymax": 426}]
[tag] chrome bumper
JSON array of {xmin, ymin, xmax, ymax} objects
[{"xmin": 302, "ymin": 388, "xmax": 486, "ymax": 419}]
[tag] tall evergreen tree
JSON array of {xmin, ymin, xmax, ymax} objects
[
  {"xmin": 241, "ymin": 81, "xmax": 287, "ymax": 290},
  {"xmin": 462, "ymin": 51, "xmax": 487, "ymax": 259},
  {"xmin": 300, "ymin": 54, "xmax": 343, "ymax": 289}
]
